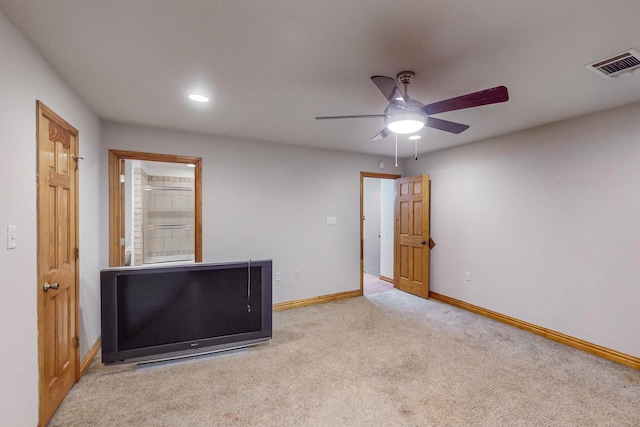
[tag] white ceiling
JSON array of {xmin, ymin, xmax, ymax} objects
[{"xmin": 2, "ymin": 0, "xmax": 640, "ymax": 157}]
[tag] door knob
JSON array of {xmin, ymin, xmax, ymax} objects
[
  {"xmin": 421, "ymin": 240, "xmax": 427, "ymax": 245},
  {"xmin": 43, "ymin": 282, "xmax": 60, "ymax": 292}
]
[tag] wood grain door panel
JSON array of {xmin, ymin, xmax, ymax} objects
[
  {"xmin": 37, "ymin": 102, "xmax": 79, "ymax": 426},
  {"xmin": 395, "ymin": 175, "xmax": 430, "ymax": 298}
]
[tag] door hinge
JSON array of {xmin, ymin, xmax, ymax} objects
[
  {"xmin": 120, "ymin": 173, "xmax": 125, "ymax": 183},
  {"xmin": 428, "ymin": 238, "xmax": 436, "ymax": 249},
  {"xmin": 75, "ymin": 248, "xmax": 79, "ymax": 259},
  {"xmin": 74, "ymin": 336, "xmax": 79, "ymax": 348}
]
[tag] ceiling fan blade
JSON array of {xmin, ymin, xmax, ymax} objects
[
  {"xmin": 424, "ymin": 86, "xmax": 509, "ymax": 115},
  {"xmin": 426, "ymin": 117, "xmax": 470, "ymax": 134},
  {"xmin": 371, "ymin": 76, "xmax": 405, "ymax": 105},
  {"xmin": 315, "ymin": 114, "xmax": 385, "ymax": 120},
  {"xmin": 372, "ymin": 128, "xmax": 390, "ymax": 141}
]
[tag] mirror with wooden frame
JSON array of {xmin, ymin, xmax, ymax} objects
[{"xmin": 109, "ymin": 150, "xmax": 202, "ymax": 267}]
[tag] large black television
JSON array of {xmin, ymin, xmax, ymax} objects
[{"xmin": 100, "ymin": 260, "xmax": 272, "ymax": 365}]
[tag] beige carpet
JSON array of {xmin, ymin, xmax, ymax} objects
[
  {"xmin": 49, "ymin": 290, "xmax": 639, "ymax": 426},
  {"xmin": 363, "ymin": 272, "xmax": 394, "ymax": 295}
]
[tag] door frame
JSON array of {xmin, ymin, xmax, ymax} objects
[
  {"xmin": 36, "ymin": 101, "xmax": 80, "ymax": 425},
  {"xmin": 108, "ymin": 150, "xmax": 203, "ymax": 267},
  {"xmin": 360, "ymin": 172, "xmax": 401, "ymax": 294}
]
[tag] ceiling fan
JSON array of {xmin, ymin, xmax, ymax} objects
[{"xmin": 315, "ymin": 71, "xmax": 509, "ymax": 141}]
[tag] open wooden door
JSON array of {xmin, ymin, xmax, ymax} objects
[
  {"xmin": 36, "ymin": 102, "xmax": 79, "ymax": 426},
  {"xmin": 394, "ymin": 174, "xmax": 430, "ymax": 298}
]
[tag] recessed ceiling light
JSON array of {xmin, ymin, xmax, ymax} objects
[
  {"xmin": 408, "ymin": 135, "xmax": 421, "ymax": 140},
  {"xmin": 188, "ymin": 94, "xmax": 209, "ymax": 103}
]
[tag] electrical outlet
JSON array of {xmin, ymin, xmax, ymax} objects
[
  {"xmin": 326, "ymin": 216, "xmax": 337, "ymax": 225},
  {"xmin": 295, "ymin": 269, "xmax": 301, "ymax": 279},
  {"xmin": 275, "ymin": 272, "xmax": 281, "ymax": 281},
  {"xmin": 465, "ymin": 272, "xmax": 472, "ymax": 281}
]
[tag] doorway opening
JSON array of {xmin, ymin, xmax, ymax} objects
[
  {"xmin": 108, "ymin": 150, "xmax": 202, "ymax": 267},
  {"xmin": 360, "ymin": 172, "xmax": 400, "ymax": 295}
]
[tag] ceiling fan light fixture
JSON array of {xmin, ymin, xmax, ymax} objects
[
  {"xmin": 387, "ymin": 117, "xmax": 425, "ymax": 134},
  {"xmin": 188, "ymin": 94, "xmax": 209, "ymax": 103}
]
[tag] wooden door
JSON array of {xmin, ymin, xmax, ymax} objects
[
  {"xmin": 394, "ymin": 175, "xmax": 430, "ymax": 298},
  {"xmin": 37, "ymin": 101, "xmax": 79, "ymax": 426}
]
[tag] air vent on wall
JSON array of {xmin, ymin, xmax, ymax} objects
[{"xmin": 586, "ymin": 49, "xmax": 640, "ymax": 79}]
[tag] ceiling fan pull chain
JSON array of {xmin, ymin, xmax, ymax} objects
[
  {"xmin": 415, "ymin": 138, "xmax": 418, "ymax": 160},
  {"xmin": 395, "ymin": 133, "xmax": 398, "ymax": 168}
]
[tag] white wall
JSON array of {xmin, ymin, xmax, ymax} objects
[
  {"xmin": 363, "ymin": 178, "xmax": 381, "ymax": 276},
  {"xmin": 379, "ymin": 179, "xmax": 395, "ymax": 279},
  {"xmin": 102, "ymin": 122, "xmax": 399, "ymax": 303},
  {"xmin": 403, "ymin": 102, "xmax": 640, "ymax": 357},
  {"xmin": 0, "ymin": 11, "xmax": 103, "ymax": 426}
]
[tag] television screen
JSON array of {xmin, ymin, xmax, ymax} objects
[{"xmin": 101, "ymin": 260, "xmax": 272, "ymax": 364}]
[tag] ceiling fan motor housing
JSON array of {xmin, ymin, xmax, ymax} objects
[{"xmin": 384, "ymin": 98, "xmax": 427, "ymax": 134}]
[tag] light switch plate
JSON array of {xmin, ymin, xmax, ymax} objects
[{"xmin": 326, "ymin": 216, "xmax": 337, "ymax": 225}]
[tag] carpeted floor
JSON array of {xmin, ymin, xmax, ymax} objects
[
  {"xmin": 49, "ymin": 290, "xmax": 640, "ymax": 426},
  {"xmin": 363, "ymin": 272, "xmax": 394, "ymax": 295}
]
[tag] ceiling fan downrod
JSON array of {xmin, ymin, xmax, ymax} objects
[{"xmin": 397, "ymin": 71, "xmax": 415, "ymax": 100}]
